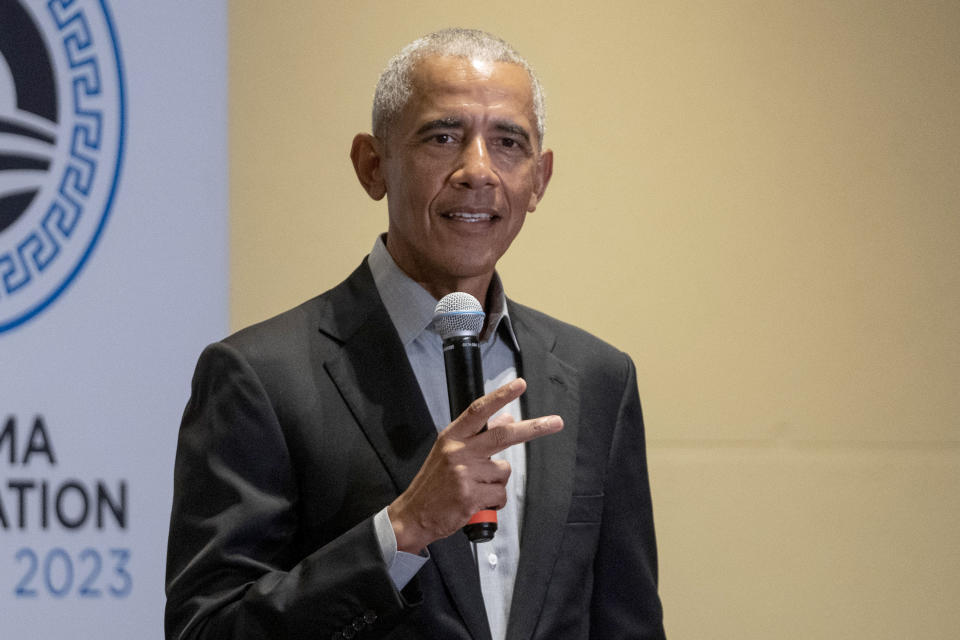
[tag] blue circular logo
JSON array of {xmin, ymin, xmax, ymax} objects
[{"xmin": 0, "ymin": 0, "xmax": 125, "ymax": 334}]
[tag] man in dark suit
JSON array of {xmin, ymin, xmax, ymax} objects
[{"xmin": 165, "ymin": 28, "xmax": 664, "ymax": 640}]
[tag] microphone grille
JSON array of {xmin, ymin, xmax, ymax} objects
[{"xmin": 433, "ymin": 292, "xmax": 484, "ymax": 339}]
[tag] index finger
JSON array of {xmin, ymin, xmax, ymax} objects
[
  {"xmin": 444, "ymin": 378, "xmax": 527, "ymax": 439},
  {"xmin": 474, "ymin": 414, "xmax": 564, "ymax": 455}
]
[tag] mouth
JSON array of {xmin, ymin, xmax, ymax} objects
[{"xmin": 441, "ymin": 210, "xmax": 499, "ymax": 223}]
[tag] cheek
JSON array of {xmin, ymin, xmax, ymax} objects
[
  {"xmin": 506, "ymin": 173, "xmax": 540, "ymax": 212},
  {"xmin": 502, "ymin": 166, "xmax": 539, "ymax": 211},
  {"xmin": 406, "ymin": 171, "xmax": 447, "ymax": 209}
]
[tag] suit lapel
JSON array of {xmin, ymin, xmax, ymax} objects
[
  {"xmin": 319, "ymin": 262, "xmax": 436, "ymax": 492},
  {"xmin": 507, "ymin": 305, "xmax": 581, "ymax": 640},
  {"xmin": 318, "ymin": 262, "xmax": 492, "ymax": 640},
  {"xmin": 323, "ymin": 317, "xmax": 436, "ymax": 492}
]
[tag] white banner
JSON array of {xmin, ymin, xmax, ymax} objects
[{"xmin": 0, "ymin": 2, "xmax": 227, "ymax": 637}]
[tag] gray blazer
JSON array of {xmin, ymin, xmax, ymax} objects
[{"xmin": 165, "ymin": 260, "xmax": 664, "ymax": 640}]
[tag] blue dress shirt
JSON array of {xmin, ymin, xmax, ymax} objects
[{"xmin": 368, "ymin": 236, "xmax": 525, "ymax": 640}]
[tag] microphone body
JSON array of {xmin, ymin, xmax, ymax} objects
[
  {"xmin": 442, "ymin": 334, "xmax": 484, "ymax": 419},
  {"xmin": 434, "ymin": 293, "xmax": 497, "ymax": 543}
]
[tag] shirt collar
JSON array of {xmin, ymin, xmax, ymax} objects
[{"xmin": 368, "ymin": 235, "xmax": 519, "ymax": 351}]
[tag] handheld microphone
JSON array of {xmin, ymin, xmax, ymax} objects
[{"xmin": 433, "ymin": 292, "xmax": 497, "ymax": 543}]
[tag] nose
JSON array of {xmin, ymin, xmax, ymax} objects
[{"xmin": 451, "ymin": 137, "xmax": 499, "ymax": 189}]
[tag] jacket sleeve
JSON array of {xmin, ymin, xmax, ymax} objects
[
  {"xmin": 164, "ymin": 342, "xmax": 418, "ymax": 640},
  {"xmin": 589, "ymin": 353, "xmax": 666, "ymax": 639}
]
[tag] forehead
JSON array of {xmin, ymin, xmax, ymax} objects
[{"xmin": 402, "ymin": 55, "xmax": 537, "ymax": 128}]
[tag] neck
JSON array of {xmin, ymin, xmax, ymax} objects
[{"xmin": 382, "ymin": 236, "xmax": 495, "ymax": 309}]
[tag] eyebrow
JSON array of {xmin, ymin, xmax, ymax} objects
[
  {"xmin": 493, "ymin": 121, "xmax": 531, "ymax": 144},
  {"xmin": 415, "ymin": 118, "xmax": 462, "ymax": 136}
]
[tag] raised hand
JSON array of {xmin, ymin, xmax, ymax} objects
[{"xmin": 387, "ymin": 378, "xmax": 563, "ymax": 552}]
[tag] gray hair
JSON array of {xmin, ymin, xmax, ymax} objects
[{"xmin": 372, "ymin": 28, "xmax": 546, "ymax": 147}]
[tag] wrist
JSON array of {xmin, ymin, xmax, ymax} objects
[{"xmin": 387, "ymin": 502, "xmax": 428, "ymax": 554}]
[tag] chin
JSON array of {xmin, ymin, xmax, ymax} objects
[{"xmin": 447, "ymin": 251, "xmax": 500, "ymax": 273}]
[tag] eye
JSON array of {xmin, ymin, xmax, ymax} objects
[
  {"xmin": 431, "ymin": 133, "xmax": 454, "ymax": 144},
  {"xmin": 496, "ymin": 137, "xmax": 528, "ymax": 154}
]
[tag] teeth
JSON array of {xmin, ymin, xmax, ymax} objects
[{"xmin": 446, "ymin": 212, "xmax": 492, "ymax": 222}]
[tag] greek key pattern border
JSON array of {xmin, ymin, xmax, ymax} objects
[{"xmin": 0, "ymin": 0, "xmax": 104, "ymax": 297}]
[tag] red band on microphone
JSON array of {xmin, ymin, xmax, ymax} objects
[{"xmin": 467, "ymin": 510, "xmax": 497, "ymax": 524}]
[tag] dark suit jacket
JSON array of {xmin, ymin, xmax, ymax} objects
[{"xmin": 165, "ymin": 260, "xmax": 664, "ymax": 639}]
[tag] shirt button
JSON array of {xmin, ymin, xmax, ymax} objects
[{"xmin": 487, "ymin": 552, "xmax": 498, "ymax": 567}]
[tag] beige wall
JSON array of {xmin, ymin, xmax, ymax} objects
[{"xmin": 230, "ymin": 2, "xmax": 960, "ymax": 637}]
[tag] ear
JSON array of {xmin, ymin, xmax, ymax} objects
[
  {"xmin": 527, "ymin": 148, "xmax": 554, "ymax": 212},
  {"xmin": 350, "ymin": 133, "xmax": 387, "ymax": 201}
]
